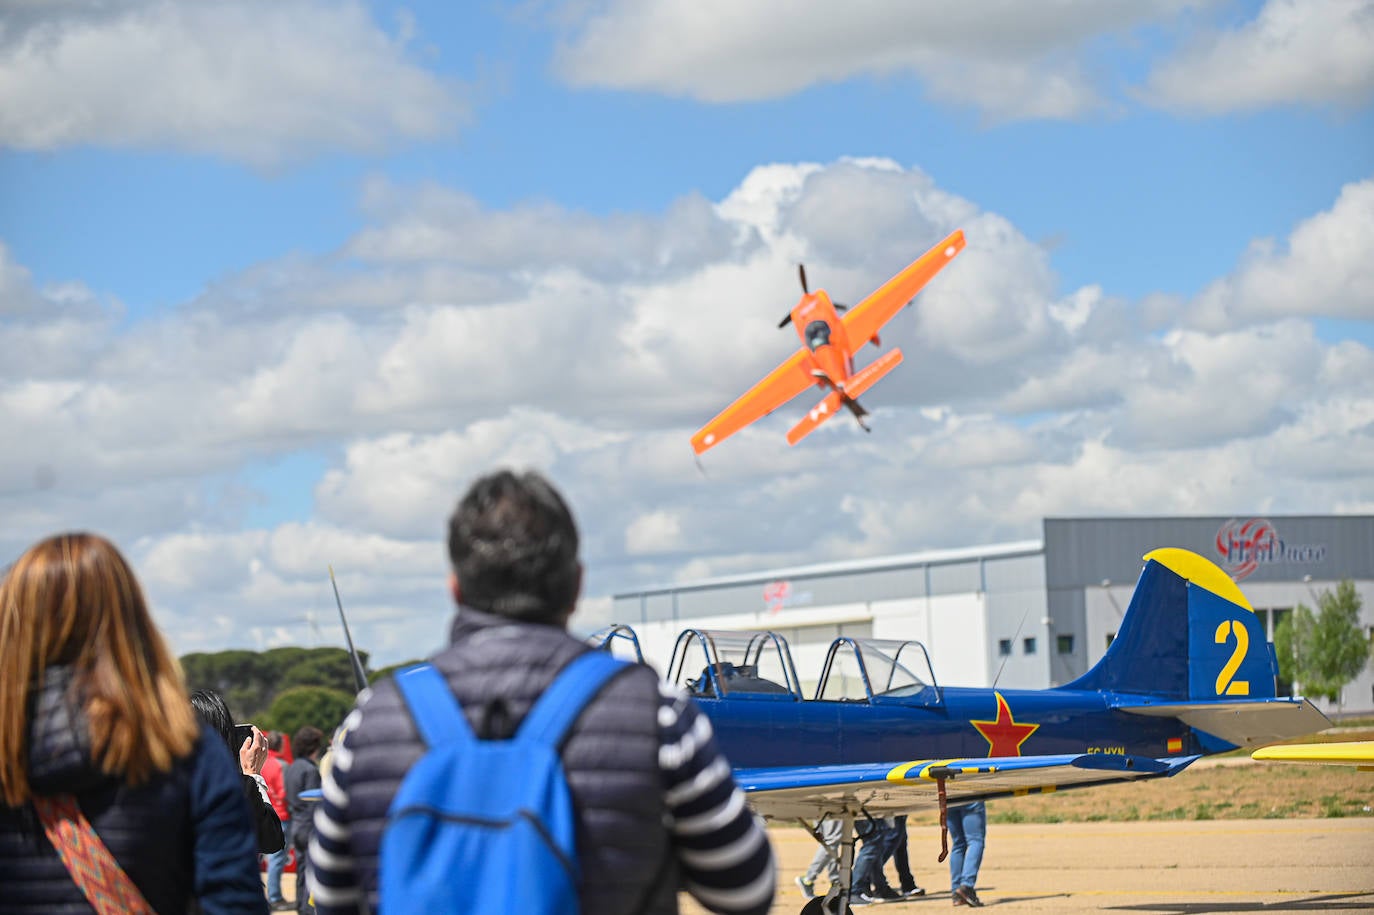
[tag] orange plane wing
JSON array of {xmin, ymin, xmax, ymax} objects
[
  {"xmin": 841, "ymin": 229, "xmax": 965, "ymax": 350},
  {"xmin": 691, "ymin": 348, "xmax": 816, "ymax": 454}
]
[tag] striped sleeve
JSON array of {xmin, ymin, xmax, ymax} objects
[
  {"xmin": 659, "ymin": 683, "xmax": 775, "ymax": 915},
  {"xmin": 308, "ymin": 707, "xmax": 365, "ymax": 915}
]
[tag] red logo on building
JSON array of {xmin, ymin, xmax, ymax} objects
[
  {"xmin": 1215, "ymin": 518, "xmax": 1278, "ymax": 580},
  {"xmin": 762, "ymin": 580, "xmax": 790, "ymax": 615},
  {"xmin": 1214, "ymin": 518, "xmax": 1327, "ymax": 581}
]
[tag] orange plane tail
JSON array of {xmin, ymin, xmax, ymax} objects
[{"xmin": 785, "ymin": 348, "xmax": 904, "ymax": 445}]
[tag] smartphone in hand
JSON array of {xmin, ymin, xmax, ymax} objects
[{"xmin": 234, "ymin": 724, "xmax": 256, "ymax": 746}]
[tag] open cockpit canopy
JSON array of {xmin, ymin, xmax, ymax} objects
[{"xmin": 587, "ymin": 624, "xmax": 940, "ymax": 706}]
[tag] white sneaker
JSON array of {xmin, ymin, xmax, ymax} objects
[{"xmin": 795, "ymin": 876, "xmax": 816, "ymax": 899}]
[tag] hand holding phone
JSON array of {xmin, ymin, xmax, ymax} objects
[{"xmin": 235, "ymin": 724, "xmax": 267, "ymax": 775}]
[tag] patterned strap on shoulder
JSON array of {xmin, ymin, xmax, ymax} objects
[{"xmin": 32, "ymin": 794, "xmax": 155, "ymax": 915}]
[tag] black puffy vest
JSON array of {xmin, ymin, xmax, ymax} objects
[{"xmin": 337, "ymin": 608, "xmax": 679, "ymax": 914}]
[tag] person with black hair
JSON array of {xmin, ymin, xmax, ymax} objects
[
  {"xmin": 190, "ymin": 689, "xmax": 284, "ymax": 859},
  {"xmin": 285, "ymin": 726, "xmax": 324, "ymax": 914},
  {"xmin": 308, "ymin": 468, "xmax": 775, "ymax": 915}
]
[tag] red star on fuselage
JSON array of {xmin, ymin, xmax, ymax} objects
[{"xmin": 970, "ymin": 691, "xmax": 1039, "ymax": 757}]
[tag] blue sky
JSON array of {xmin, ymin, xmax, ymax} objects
[{"xmin": 2, "ymin": 0, "xmax": 1372, "ymax": 665}]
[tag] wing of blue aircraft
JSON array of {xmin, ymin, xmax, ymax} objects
[{"xmin": 738, "ymin": 752, "xmax": 1199, "ymax": 820}]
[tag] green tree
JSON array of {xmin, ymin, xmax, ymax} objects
[
  {"xmin": 369, "ymin": 659, "xmax": 426, "ymax": 684},
  {"xmin": 1274, "ymin": 580, "xmax": 1369, "ymax": 705},
  {"xmin": 265, "ymin": 686, "xmax": 357, "ymax": 738},
  {"xmin": 277, "ymin": 647, "xmax": 371, "ymax": 694}
]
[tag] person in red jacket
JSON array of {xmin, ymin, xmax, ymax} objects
[{"xmin": 262, "ymin": 731, "xmax": 293, "ymax": 910}]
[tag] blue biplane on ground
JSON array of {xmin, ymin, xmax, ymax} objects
[{"xmin": 592, "ymin": 548, "xmax": 1330, "ymax": 915}]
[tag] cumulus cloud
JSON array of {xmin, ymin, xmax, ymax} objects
[
  {"xmin": 1141, "ymin": 0, "xmax": 1374, "ymax": 112},
  {"xmin": 551, "ymin": 0, "xmax": 1197, "ymax": 119},
  {"xmin": 3, "ymin": 158, "xmax": 1371, "ymax": 663},
  {"xmin": 350, "ymin": 178, "xmax": 744, "ymax": 282},
  {"xmin": 0, "ymin": 0, "xmax": 463, "ymax": 165},
  {"xmin": 1188, "ymin": 178, "xmax": 1374, "ymax": 330}
]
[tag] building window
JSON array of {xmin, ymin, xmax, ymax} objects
[
  {"xmin": 997, "ymin": 639, "xmax": 1012, "ymax": 657},
  {"xmin": 1023, "ymin": 637, "xmax": 1037, "ymax": 655},
  {"xmin": 1056, "ymin": 634, "xmax": 1075, "ymax": 654}
]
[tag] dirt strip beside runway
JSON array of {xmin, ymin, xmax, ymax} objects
[{"xmin": 683, "ymin": 818, "xmax": 1374, "ymax": 914}]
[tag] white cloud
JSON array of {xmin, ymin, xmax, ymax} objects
[
  {"xmin": 1142, "ymin": 0, "xmax": 1374, "ymax": 112},
  {"xmin": 3, "ymin": 158, "xmax": 1372, "ymax": 665},
  {"xmin": 0, "ymin": 0, "xmax": 463, "ymax": 165},
  {"xmin": 1189, "ymin": 178, "xmax": 1374, "ymax": 329},
  {"xmin": 624, "ymin": 510, "xmax": 685, "ymax": 554},
  {"xmin": 350, "ymin": 178, "xmax": 742, "ymax": 281},
  {"xmin": 551, "ymin": 0, "xmax": 1198, "ymax": 119}
]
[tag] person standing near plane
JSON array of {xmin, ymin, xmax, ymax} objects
[
  {"xmin": 947, "ymin": 801, "xmax": 986, "ymax": 907},
  {"xmin": 307, "ymin": 468, "xmax": 775, "ymax": 915}
]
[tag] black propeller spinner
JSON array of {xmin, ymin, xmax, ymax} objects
[{"xmin": 779, "ymin": 263, "xmax": 847, "ymax": 329}]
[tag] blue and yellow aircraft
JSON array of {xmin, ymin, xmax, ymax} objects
[{"xmin": 594, "ymin": 548, "xmax": 1329, "ymax": 914}]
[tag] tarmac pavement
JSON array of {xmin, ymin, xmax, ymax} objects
[{"xmin": 683, "ymin": 819, "xmax": 1374, "ymax": 914}]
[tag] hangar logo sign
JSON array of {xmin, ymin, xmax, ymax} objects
[
  {"xmin": 763, "ymin": 580, "xmax": 812, "ymax": 614},
  {"xmin": 1214, "ymin": 517, "xmax": 1326, "ymax": 581}
]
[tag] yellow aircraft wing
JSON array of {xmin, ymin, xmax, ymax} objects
[{"xmin": 1251, "ymin": 741, "xmax": 1374, "ymax": 770}]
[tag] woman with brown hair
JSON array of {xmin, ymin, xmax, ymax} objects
[{"xmin": 0, "ymin": 532, "xmax": 268, "ymax": 914}]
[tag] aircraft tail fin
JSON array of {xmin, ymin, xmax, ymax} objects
[
  {"xmin": 785, "ymin": 349, "xmax": 903, "ymax": 445},
  {"xmin": 1064, "ymin": 548, "xmax": 1280, "ymax": 703}
]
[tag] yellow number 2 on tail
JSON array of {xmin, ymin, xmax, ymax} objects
[{"xmin": 1214, "ymin": 619, "xmax": 1251, "ymax": 696}]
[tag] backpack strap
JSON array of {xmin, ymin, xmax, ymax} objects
[
  {"xmin": 517, "ymin": 650, "xmax": 628, "ymax": 747},
  {"xmin": 394, "ymin": 663, "xmax": 474, "ymax": 748}
]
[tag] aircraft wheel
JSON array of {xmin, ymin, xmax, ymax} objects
[{"xmin": 800, "ymin": 897, "xmax": 852, "ymax": 915}]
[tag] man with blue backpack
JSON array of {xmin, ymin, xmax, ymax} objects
[{"xmin": 307, "ymin": 468, "xmax": 775, "ymax": 915}]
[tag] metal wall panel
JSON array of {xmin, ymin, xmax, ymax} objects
[
  {"xmin": 1045, "ymin": 516, "xmax": 1374, "ymax": 588},
  {"xmin": 983, "ymin": 553, "xmax": 1046, "ymax": 592}
]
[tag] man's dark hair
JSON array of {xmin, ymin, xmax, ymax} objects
[
  {"xmin": 266, "ymin": 730, "xmax": 284, "ymax": 752},
  {"xmin": 294, "ymin": 725, "xmax": 324, "ymax": 760},
  {"xmin": 447, "ymin": 469, "xmax": 580, "ymax": 623}
]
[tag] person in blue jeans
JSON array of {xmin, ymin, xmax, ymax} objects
[
  {"xmin": 849, "ymin": 817, "xmax": 903, "ymax": 904},
  {"xmin": 947, "ymin": 801, "xmax": 986, "ymax": 907}
]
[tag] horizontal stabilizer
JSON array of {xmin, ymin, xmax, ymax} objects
[
  {"xmin": 1120, "ymin": 697, "xmax": 1330, "ymax": 750},
  {"xmin": 784, "ymin": 349, "xmax": 904, "ymax": 446},
  {"xmin": 786, "ymin": 390, "xmax": 845, "ymax": 445},
  {"xmin": 842, "ymin": 348, "xmax": 903, "ymax": 400}
]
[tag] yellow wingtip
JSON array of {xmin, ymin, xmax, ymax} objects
[
  {"xmin": 1143, "ymin": 547, "xmax": 1254, "ymax": 612},
  {"xmin": 1252, "ymin": 741, "xmax": 1374, "ymax": 765}
]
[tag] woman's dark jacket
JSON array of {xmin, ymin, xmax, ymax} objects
[
  {"xmin": 0, "ymin": 667, "xmax": 269, "ymax": 914},
  {"xmin": 243, "ymin": 774, "xmax": 285, "ymax": 854}
]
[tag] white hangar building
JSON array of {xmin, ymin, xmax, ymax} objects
[{"xmin": 610, "ymin": 515, "xmax": 1374, "ymax": 717}]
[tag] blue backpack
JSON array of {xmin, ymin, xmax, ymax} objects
[{"xmin": 379, "ymin": 651, "xmax": 626, "ymax": 914}]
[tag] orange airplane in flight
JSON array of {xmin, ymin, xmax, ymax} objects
[{"xmin": 691, "ymin": 229, "xmax": 965, "ymax": 454}]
